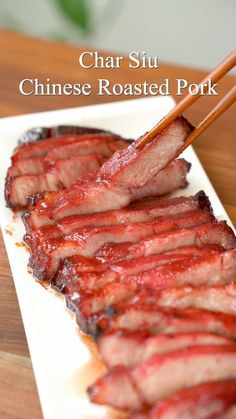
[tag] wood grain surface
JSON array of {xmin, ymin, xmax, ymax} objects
[{"xmin": 0, "ymin": 29, "xmax": 235, "ymax": 419}]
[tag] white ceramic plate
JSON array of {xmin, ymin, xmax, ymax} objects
[{"xmin": 0, "ymin": 96, "xmax": 235, "ymax": 419}]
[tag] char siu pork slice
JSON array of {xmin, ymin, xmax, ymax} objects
[
  {"xmin": 122, "ymin": 248, "xmax": 236, "ymax": 290},
  {"xmin": 24, "ymin": 117, "xmax": 193, "ymax": 228},
  {"xmin": 121, "ymin": 158, "xmax": 190, "ymax": 203},
  {"xmin": 44, "ymin": 137, "xmax": 127, "ymax": 162},
  {"xmin": 131, "ymin": 380, "xmax": 236, "ymax": 419},
  {"xmin": 157, "ymin": 282, "xmax": 236, "ymax": 315},
  {"xmin": 12, "ymin": 132, "xmax": 122, "ymax": 162},
  {"xmin": 51, "ymin": 254, "xmax": 107, "ymax": 293},
  {"xmin": 98, "ymin": 331, "xmax": 233, "ymax": 369},
  {"xmin": 97, "ymin": 117, "xmax": 193, "ymax": 186},
  {"xmin": 6, "ymin": 153, "xmax": 106, "ymax": 208},
  {"xmin": 88, "ymin": 345, "xmax": 236, "ymax": 411},
  {"xmin": 31, "ymin": 190, "xmax": 211, "ymax": 242},
  {"xmin": 96, "ymin": 221, "xmax": 236, "ymax": 263},
  {"xmin": 29, "ymin": 210, "xmax": 212, "ymax": 280},
  {"xmin": 8, "ymin": 137, "xmax": 127, "ymax": 178},
  {"xmin": 67, "ymin": 249, "xmax": 236, "ymax": 318},
  {"xmin": 53, "ymin": 246, "xmax": 216, "ymax": 294},
  {"xmin": 23, "ymin": 159, "xmax": 192, "ymax": 236},
  {"xmin": 74, "ymin": 302, "xmax": 236, "ymax": 338},
  {"xmin": 6, "ymin": 131, "xmax": 127, "ymax": 207}
]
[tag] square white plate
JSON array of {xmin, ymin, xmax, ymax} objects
[{"xmin": 0, "ymin": 96, "xmax": 235, "ymax": 419}]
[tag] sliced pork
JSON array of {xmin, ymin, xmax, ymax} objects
[
  {"xmin": 7, "ymin": 157, "xmax": 46, "ymax": 177},
  {"xmin": 132, "ymin": 380, "xmax": 236, "ymax": 419},
  {"xmin": 22, "ymin": 159, "xmax": 192, "ymax": 234},
  {"xmin": 96, "ymin": 221, "xmax": 236, "ymax": 263},
  {"xmin": 44, "ymin": 137, "xmax": 127, "ymax": 162},
  {"xmin": 6, "ymin": 132, "xmax": 130, "ymax": 208},
  {"xmin": 35, "ymin": 190, "xmax": 211, "ymax": 240},
  {"xmin": 5, "ymin": 118, "xmax": 236, "ymax": 416},
  {"xmin": 88, "ymin": 345, "xmax": 236, "ymax": 411},
  {"xmin": 157, "ymin": 282, "xmax": 236, "ymax": 315},
  {"xmin": 98, "ymin": 331, "xmax": 233, "ymax": 368},
  {"xmin": 97, "ymin": 117, "xmax": 193, "ymax": 187},
  {"xmin": 76, "ymin": 303, "xmax": 236, "ymax": 338},
  {"xmin": 24, "ymin": 117, "xmax": 193, "ymax": 227},
  {"xmin": 8, "ymin": 137, "xmax": 127, "ymax": 178},
  {"xmin": 6, "ymin": 153, "xmax": 106, "ymax": 208},
  {"xmin": 67, "ymin": 249, "xmax": 236, "ymax": 320},
  {"xmin": 123, "ymin": 248, "xmax": 236, "ymax": 290},
  {"xmin": 53, "ymin": 246, "xmax": 216, "ymax": 294},
  {"xmin": 12, "ymin": 132, "xmax": 121, "ymax": 162},
  {"xmin": 26, "ymin": 189, "xmax": 207, "ymax": 253},
  {"xmin": 30, "ymin": 210, "xmax": 212, "ymax": 280}
]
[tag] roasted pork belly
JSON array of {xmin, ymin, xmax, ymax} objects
[
  {"xmin": 157, "ymin": 282, "xmax": 236, "ymax": 315},
  {"xmin": 96, "ymin": 221, "xmax": 236, "ymax": 263},
  {"xmin": 132, "ymin": 380, "xmax": 236, "ymax": 419},
  {"xmin": 98, "ymin": 331, "xmax": 233, "ymax": 368},
  {"xmin": 24, "ymin": 117, "xmax": 193, "ymax": 227},
  {"xmin": 6, "ymin": 153, "xmax": 106, "ymax": 208},
  {"xmin": 30, "ymin": 210, "xmax": 212, "ymax": 280},
  {"xmin": 88, "ymin": 345, "xmax": 236, "ymax": 411}
]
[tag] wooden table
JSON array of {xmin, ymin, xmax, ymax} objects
[{"xmin": 0, "ymin": 29, "xmax": 235, "ymax": 419}]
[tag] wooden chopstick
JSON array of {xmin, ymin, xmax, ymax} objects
[{"xmin": 136, "ymin": 50, "xmax": 236, "ymax": 150}]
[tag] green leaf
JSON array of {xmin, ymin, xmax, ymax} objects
[{"xmin": 56, "ymin": 0, "xmax": 90, "ymax": 31}]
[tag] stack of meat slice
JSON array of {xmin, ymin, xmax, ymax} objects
[
  {"xmin": 5, "ymin": 117, "xmax": 236, "ymax": 418},
  {"xmin": 5, "ymin": 125, "xmax": 130, "ymax": 208}
]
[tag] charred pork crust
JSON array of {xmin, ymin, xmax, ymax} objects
[
  {"xmin": 4, "ymin": 170, "xmax": 12, "ymax": 208},
  {"xmin": 17, "ymin": 125, "xmax": 128, "ymax": 146},
  {"xmin": 195, "ymin": 189, "xmax": 213, "ymax": 214}
]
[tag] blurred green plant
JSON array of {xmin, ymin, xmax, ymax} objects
[
  {"xmin": 55, "ymin": 0, "xmax": 90, "ymax": 32},
  {"xmin": 0, "ymin": 0, "xmax": 125, "ymax": 42}
]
